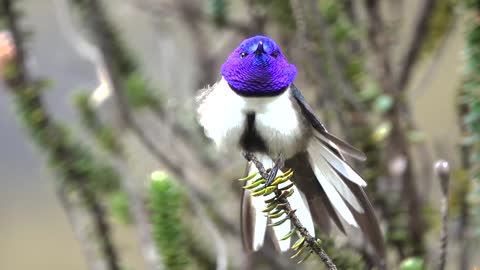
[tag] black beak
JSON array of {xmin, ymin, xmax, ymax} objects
[{"xmin": 254, "ymin": 41, "xmax": 265, "ymax": 55}]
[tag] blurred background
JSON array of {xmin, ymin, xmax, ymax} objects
[{"xmin": 0, "ymin": 0, "xmax": 479, "ymax": 269}]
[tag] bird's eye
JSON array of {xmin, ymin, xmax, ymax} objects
[
  {"xmin": 271, "ymin": 51, "xmax": 279, "ymax": 59},
  {"xmin": 240, "ymin": 52, "xmax": 248, "ymax": 59}
]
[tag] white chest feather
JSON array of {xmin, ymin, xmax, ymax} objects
[{"xmin": 197, "ymin": 77, "xmax": 310, "ymax": 158}]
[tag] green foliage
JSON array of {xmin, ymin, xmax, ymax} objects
[
  {"xmin": 421, "ymin": 0, "xmax": 459, "ymax": 57},
  {"xmin": 209, "ymin": 0, "xmax": 228, "ymax": 26},
  {"xmin": 109, "ymin": 191, "xmax": 132, "ymax": 224},
  {"xmin": 14, "ymin": 86, "xmax": 120, "ymax": 194},
  {"xmin": 372, "ymin": 95, "xmax": 394, "ymax": 114},
  {"xmin": 256, "ymin": 0, "xmax": 295, "ymax": 30},
  {"xmin": 399, "ymin": 257, "xmax": 426, "ymax": 270},
  {"xmin": 73, "ymin": 92, "xmax": 123, "ymax": 154},
  {"xmin": 149, "ymin": 171, "xmax": 190, "ymax": 270},
  {"xmin": 320, "ymin": 236, "xmax": 365, "ymax": 270},
  {"xmin": 124, "ymin": 73, "xmax": 162, "ymax": 109},
  {"xmin": 459, "ymin": 1, "xmax": 480, "ymax": 233}
]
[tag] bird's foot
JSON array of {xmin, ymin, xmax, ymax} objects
[{"xmin": 264, "ymin": 156, "xmax": 285, "ymax": 188}]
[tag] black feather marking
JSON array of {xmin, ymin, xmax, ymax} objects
[
  {"xmin": 239, "ymin": 112, "xmax": 268, "ymax": 153},
  {"xmin": 291, "ymin": 84, "xmax": 328, "ymax": 133}
]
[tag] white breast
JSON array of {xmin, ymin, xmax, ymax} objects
[{"xmin": 197, "ymin": 77, "xmax": 309, "ymax": 158}]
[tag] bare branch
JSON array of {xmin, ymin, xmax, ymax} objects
[
  {"xmin": 411, "ymin": 18, "xmax": 457, "ymax": 98},
  {"xmin": 434, "ymin": 160, "xmax": 450, "ymax": 270},
  {"xmin": 397, "ymin": 0, "xmax": 439, "ymax": 91},
  {"xmin": 364, "ymin": 0, "xmax": 395, "ymax": 92},
  {"xmin": 57, "ymin": 185, "xmax": 108, "ymax": 270}
]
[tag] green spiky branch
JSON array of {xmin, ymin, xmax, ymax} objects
[
  {"xmin": 150, "ymin": 171, "xmax": 217, "ymax": 270},
  {"xmin": 0, "ymin": 1, "xmax": 121, "ymax": 270},
  {"xmin": 242, "ymin": 152, "xmax": 337, "ymax": 270},
  {"xmin": 149, "ymin": 172, "xmax": 190, "ymax": 270},
  {"xmin": 74, "ymin": 93, "xmax": 123, "ymax": 155}
]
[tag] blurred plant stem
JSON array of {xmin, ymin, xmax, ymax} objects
[
  {"xmin": 455, "ymin": 1, "xmax": 480, "ymax": 268},
  {"xmin": 75, "ymin": 93, "xmax": 162, "ymax": 270},
  {"xmin": 0, "ymin": 1, "xmax": 121, "ymax": 269}
]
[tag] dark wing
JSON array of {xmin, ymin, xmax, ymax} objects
[
  {"xmin": 290, "ymin": 84, "xmax": 385, "ymax": 258},
  {"xmin": 291, "ymin": 84, "xmax": 366, "ymax": 161}
]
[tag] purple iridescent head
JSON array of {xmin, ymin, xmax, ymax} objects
[{"xmin": 221, "ymin": 35, "xmax": 297, "ymax": 96}]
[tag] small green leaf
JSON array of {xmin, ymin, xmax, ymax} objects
[
  {"xmin": 238, "ymin": 172, "xmax": 259, "ymax": 181},
  {"xmin": 399, "ymin": 257, "xmax": 425, "ymax": 270},
  {"xmin": 373, "ymin": 95, "xmax": 394, "ymax": 113},
  {"xmin": 268, "ymin": 211, "xmax": 285, "ymax": 219},
  {"xmin": 243, "ymin": 178, "xmax": 265, "ymax": 189},
  {"xmin": 281, "ymin": 229, "xmax": 297, "ymax": 241},
  {"xmin": 262, "ymin": 202, "xmax": 278, "ymax": 212},
  {"xmin": 291, "ymin": 236, "xmax": 306, "ymax": 250},
  {"xmin": 297, "ymin": 251, "xmax": 312, "ymax": 264},
  {"xmin": 263, "ymin": 186, "xmax": 277, "ymax": 196},
  {"xmin": 359, "ymin": 84, "xmax": 380, "ymax": 101},
  {"xmin": 290, "ymin": 244, "xmax": 307, "ymax": 259},
  {"xmin": 270, "ymin": 216, "xmax": 289, "ymax": 226},
  {"xmin": 251, "ymin": 188, "xmax": 266, "ymax": 197},
  {"xmin": 372, "ymin": 121, "xmax": 392, "ymax": 142}
]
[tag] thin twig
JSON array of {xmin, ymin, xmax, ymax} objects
[
  {"xmin": 411, "ymin": 17, "xmax": 458, "ymax": 98},
  {"xmin": 397, "ymin": 0, "xmax": 439, "ymax": 91},
  {"xmin": 434, "ymin": 160, "xmax": 450, "ymax": 270},
  {"xmin": 364, "ymin": 0, "xmax": 394, "ymax": 93},
  {"xmin": 57, "ymin": 185, "xmax": 108, "ymax": 270},
  {"xmin": 243, "ymin": 152, "xmax": 337, "ymax": 270}
]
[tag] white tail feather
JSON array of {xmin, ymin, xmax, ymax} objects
[
  {"xmin": 309, "ymin": 141, "xmax": 364, "ymax": 212},
  {"xmin": 316, "ymin": 134, "xmax": 367, "ymax": 187},
  {"xmin": 293, "ymin": 187, "xmax": 315, "ymax": 235},
  {"xmin": 308, "ymin": 142, "xmax": 359, "ymax": 227},
  {"xmin": 248, "ymin": 158, "xmax": 269, "ymax": 251}
]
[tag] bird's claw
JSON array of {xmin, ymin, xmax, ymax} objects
[{"xmin": 264, "ymin": 156, "xmax": 284, "ymax": 188}]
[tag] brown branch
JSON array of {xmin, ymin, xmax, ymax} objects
[
  {"xmin": 397, "ymin": 0, "xmax": 439, "ymax": 91},
  {"xmin": 364, "ymin": 0, "xmax": 394, "ymax": 92},
  {"xmin": 410, "ymin": 15, "xmax": 458, "ymax": 98},
  {"xmin": 57, "ymin": 185, "xmax": 109, "ymax": 270},
  {"xmin": 243, "ymin": 152, "xmax": 337, "ymax": 270}
]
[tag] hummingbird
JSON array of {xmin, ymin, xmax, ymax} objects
[{"xmin": 197, "ymin": 35, "xmax": 384, "ymax": 257}]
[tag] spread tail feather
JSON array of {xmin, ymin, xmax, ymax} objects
[{"xmin": 306, "ymin": 136, "xmax": 385, "ymax": 258}]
